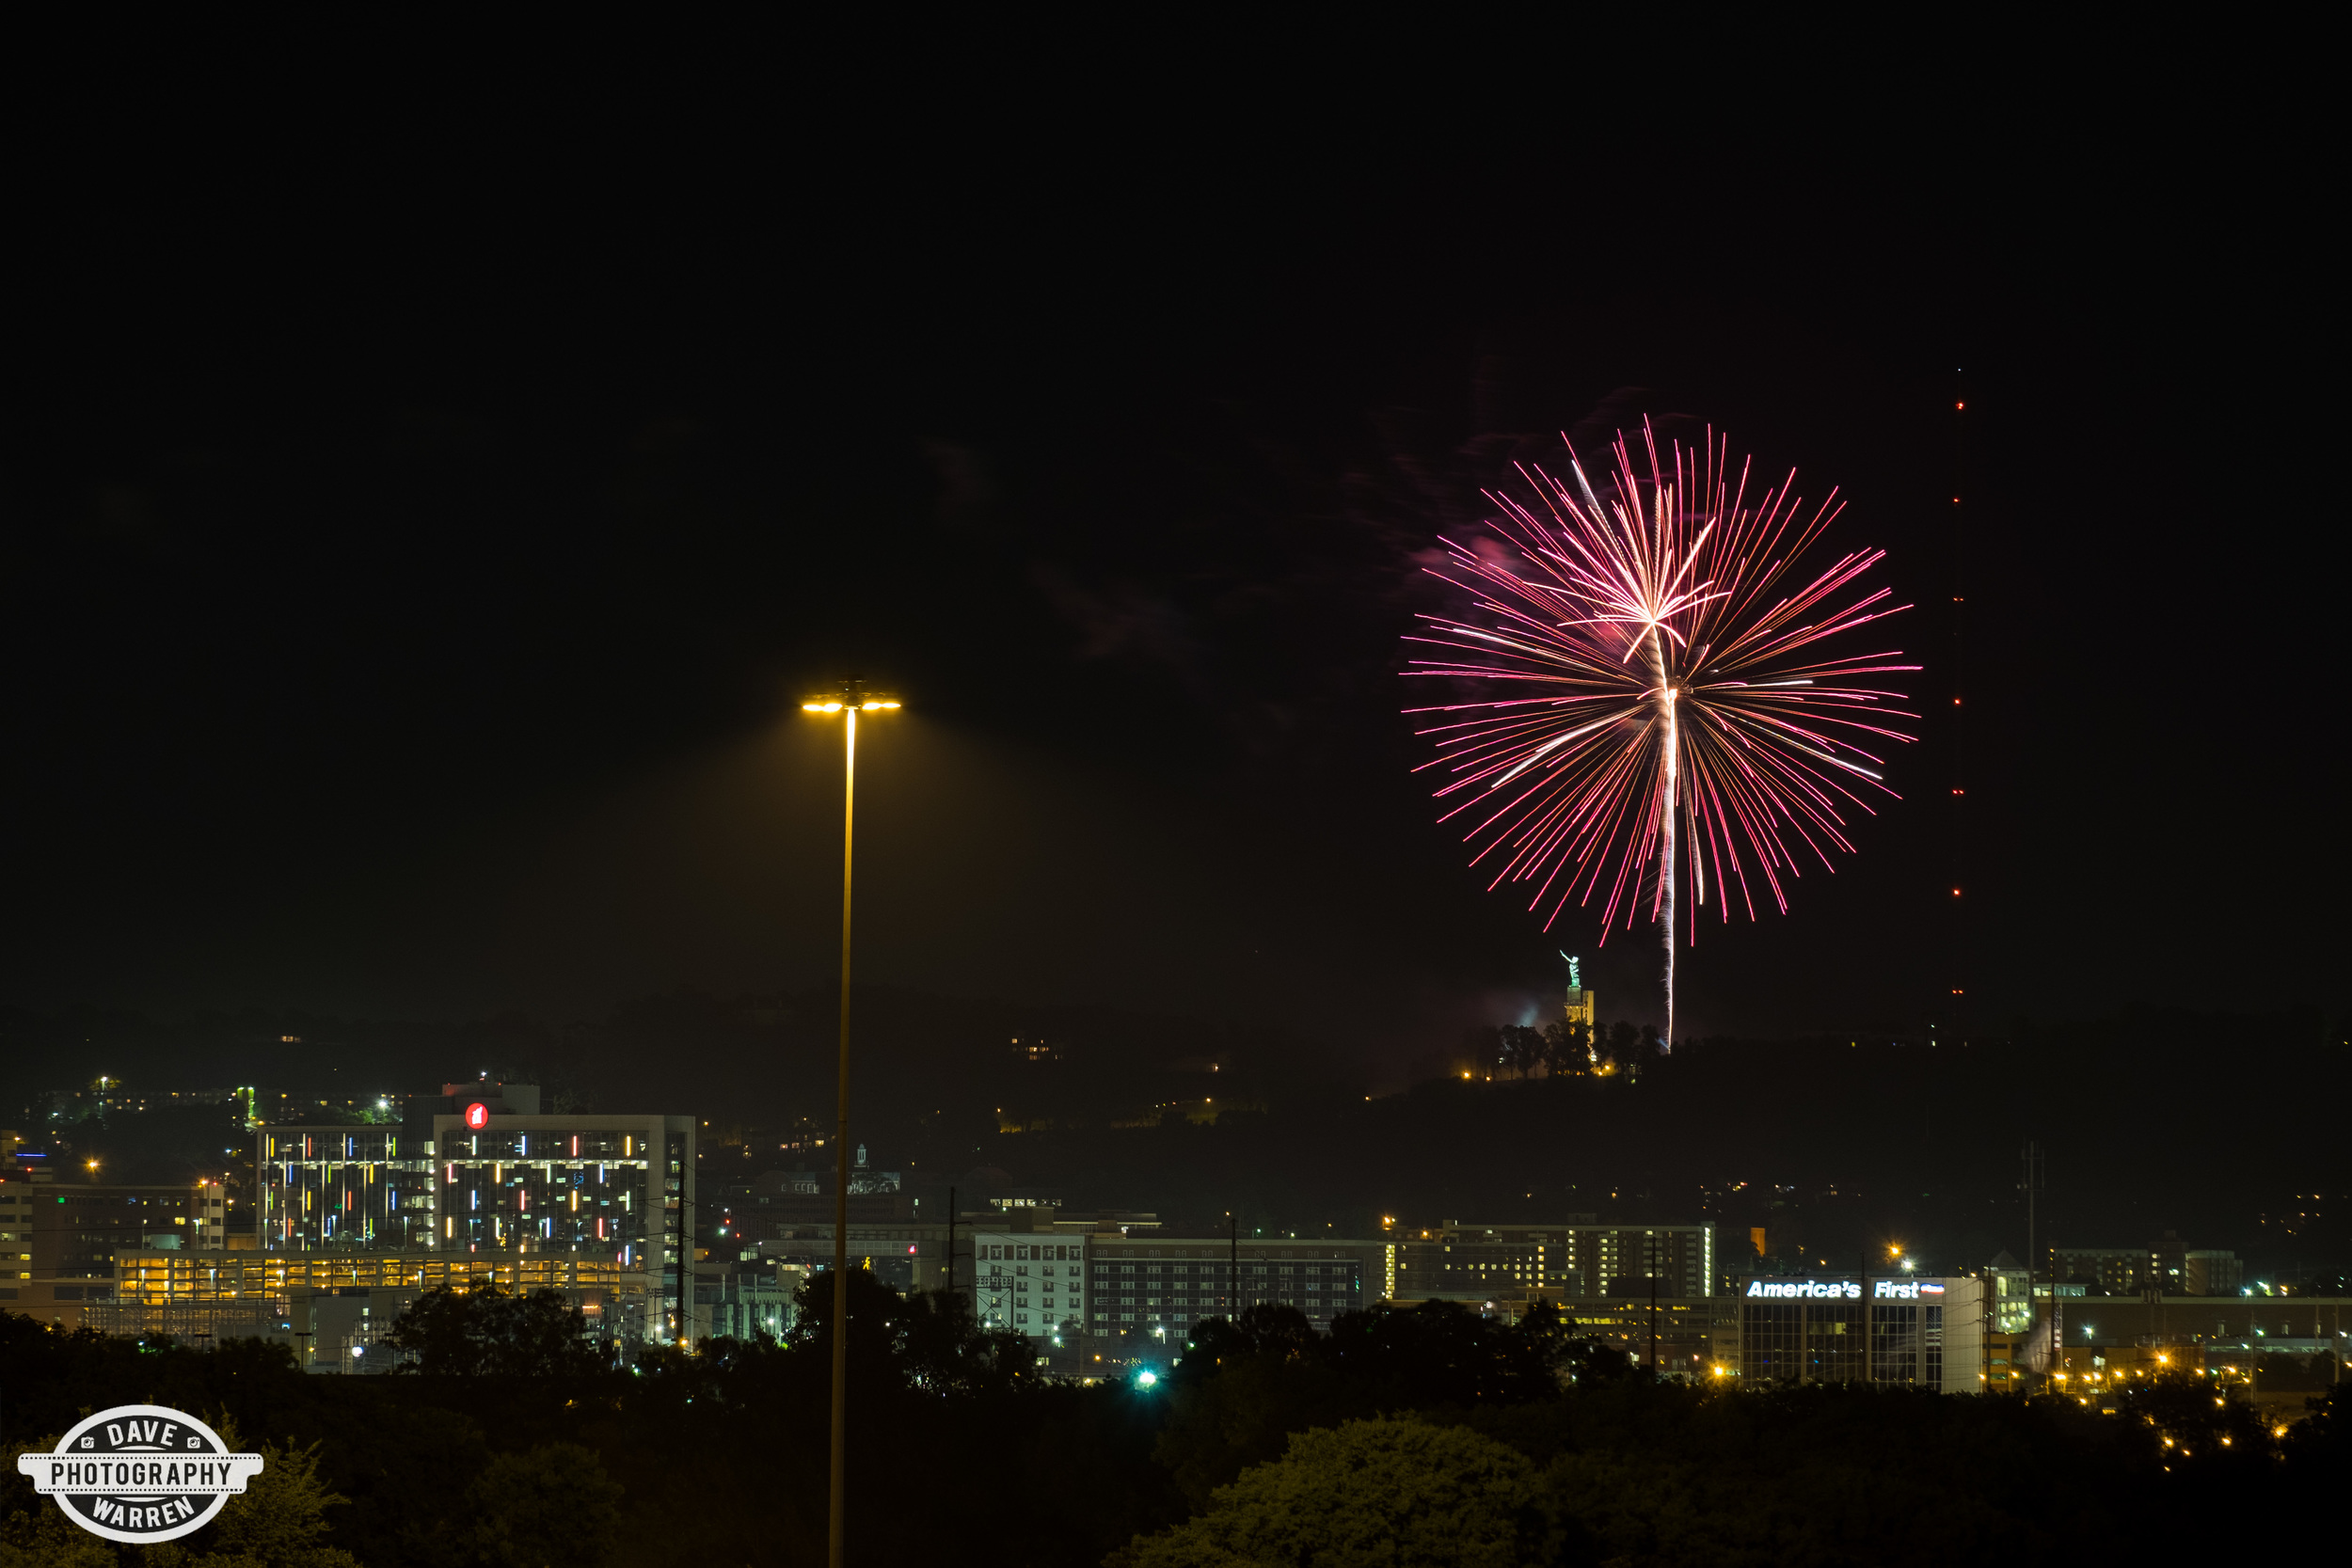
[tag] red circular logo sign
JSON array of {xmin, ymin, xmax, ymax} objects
[{"xmin": 464, "ymin": 1102, "xmax": 490, "ymax": 1130}]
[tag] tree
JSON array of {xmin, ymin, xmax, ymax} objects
[
  {"xmin": 0, "ymin": 1436, "xmax": 117, "ymax": 1568},
  {"xmin": 1157, "ymin": 1303, "xmax": 1565, "ymax": 1503},
  {"xmin": 783, "ymin": 1267, "xmax": 1037, "ymax": 1397},
  {"xmin": 1515, "ymin": 1301, "xmax": 1636, "ymax": 1386},
  {"xmin": 1456, "ymin": 1024, "xmax": 1501, "ymax": 1075},
  {"xmin": 1320, "ymin": 1300, "xmax": 1562, "ymax": 1408},
  {"xmin": 1539, "ymin": 1021, "xmax": 1587, "ymax": 1076},
  {"xmin": 1113, "ymin": 1417, "xmax": 1539, "ymax": 1568},
  {"xmin": 464, "ymin": 1443, "xmax": 623, "ymax": 1568},
  {"xmin": 382, "ymin": 1285, "xmax": 605, "ymax": 1377},
  {"xmin": 137, "ymin": 1421, "xmax": 359, "ymax": 1568},
  {"xmin": 1498, "ymin": 1026, "xmax": 1546, "ymax": 1078}
]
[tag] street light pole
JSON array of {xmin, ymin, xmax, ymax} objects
[
  {"xmin": 829, "ymin": 701, "xmax": 854, "ymax": 1568},
  {"xmin": 803, "ymin": 681, "xmax": 899, "ymax": 1568}
]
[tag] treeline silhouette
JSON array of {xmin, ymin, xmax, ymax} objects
[{"xmin": 6, "ymin": 1271, "xmax": 2347, "ymax": 1566}]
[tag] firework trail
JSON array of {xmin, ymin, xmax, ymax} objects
[{"xmin": 1406, "ymin": 420, "xmax": 1917, "ymax": 1050}]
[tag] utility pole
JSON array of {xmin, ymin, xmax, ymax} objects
[
  {"xmin": 1229, "ymin": 1212, "xmax": 1238, "ymax": 1317},
  {"xmin": 945, "ymin": 1186, "xmax": 957, "ymax": 1303},
  {"xmin": 2022, "ymin": 1141, "xmax": 2042, "ymax": 1391},
  {"xmin": 1648, "ymin": 1271, "xmax": 1659, "ymax": 1377},
  {"xmin": 1947, "ymin": 371, "xmax": 1970, "ymax": 1045}
]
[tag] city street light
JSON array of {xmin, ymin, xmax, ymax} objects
[{"xmin": 802, "ymin": 678, "xmax": 899, "ymax": 1568}]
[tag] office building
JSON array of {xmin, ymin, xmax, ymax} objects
[
  {"xmin": 0, "ymin": 1173, "xmax": 226, "ymax": 1325},
  {"xmin": 1734, "ymin": 1275, "xmax": 1985, "ymax": 1392}
]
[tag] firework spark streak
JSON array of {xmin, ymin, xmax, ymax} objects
[{"xmin": 1406, "ymin": 421, "xmax": 1918, "ymax": 1049}]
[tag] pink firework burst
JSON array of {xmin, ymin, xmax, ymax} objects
[{"xmin": 1405, "ymin": 420, "xmax": 1918, "ymax": 1047}]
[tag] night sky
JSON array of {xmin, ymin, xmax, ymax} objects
[{"xmin": 5, "ymin": 97, "xmax": 2334, "ymax": 1069}]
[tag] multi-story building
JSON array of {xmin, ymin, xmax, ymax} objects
[
  {"xmin": 1556, "ymin": 1292, "xmax": 1731, "ymax": 1378},
  {"xmin": 1733, "ymin": 1275, "xmax": 1986, "ymax": 1392},
  {"xmin": 94, "ymin": 1245, "xmax": 655, "ymax": 1366},
  {"xmin": 1079, "ymin": 1232, "xmax": 1385, "ymax": 1352},
  {"xmin": 255, "ymin": 1128, "xmax": 437, "ymax": 1252},
  {"xmin": 254, "ymin": 1083, "xmax": 694, "ymax": 1342},
  {"xmin": 1391, "ymin": 1220, "xmax": 1713, "ymax": 1305},
  {"xmin": 720, "ymin": 1155, "xmax": 953, "ymax": 1295},
  {"xmin": 1383, "ymin": 1220, "xmax": 1722, "ymax": 1376},
  {"xmin": 0, "ymin": 1174, "xmax": 226, "ymax": 1325},
  {"xmin": 2047, "ymin": 1236, "xmax": 2242, "ymax": 1297},
  {"xmin": 696, "ymin": 1261, "xmax": 806, "ymax": 1342},
  {"xmin": 939, "ymin": 1210, "xmax": 1382, "ymax": 1353},
  {"xmin": 965, "ymin": 1226, "xmax": 1090, "ymax": 1340}
]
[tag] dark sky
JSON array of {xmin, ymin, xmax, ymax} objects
[{"xmin": 3, "ymin": 91, "xmax": 2335, "ymax": 1061}]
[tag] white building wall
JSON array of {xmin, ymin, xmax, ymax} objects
[{"xmin": 966, "ymin": 1229, "xmax": 1086, "ymax": 1340}]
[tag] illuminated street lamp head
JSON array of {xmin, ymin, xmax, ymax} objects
[{"xmin": 802, "ymin": 676, "xmax": 902, "ymax": 716}]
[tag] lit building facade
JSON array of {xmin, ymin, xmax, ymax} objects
[
  {"xmin": 0, "ymin": 1176, "xmax": 225, "ymax": 1325},
  {"xmin": 97, "ymin": 1246, "xmax": 655, "ymax": 1368},
  {"xmin": 1391, "ymin": 1221, "xmax": 1713, "ymax": 1304},
  {"xmin": 2047, "ymin": 1240, "xmax": 2242, "ymax": 1298},
  {"xmin": 946, "ymin": 1218, "xmax": 1383, "ymax": 1349},
  {"xmin": 745, "ymin": 1227, "xmax": 945, "ymax": 1294},
  {"xmin": 697, "ymin": 1262, "xmax": 806, "ymax": 1342},
  {"xmin": 254, "ymin": 1090, "xmax": 693, "ymax": 1344},
  {"xmin": 967, "ymin": 1228, "xmax": 1089, "ymax": 1339},
  {"xmin": 1082, "ymin": 1233, "xmax": 1384, "ymax": 1349},
  {"xmin": 256, "ymin": 1130, "xmax": 436, "ymax": 1252},
  {"xmin": 1735, "ymin": 1275, "xmax": 1985, "ymax": 1392}
]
